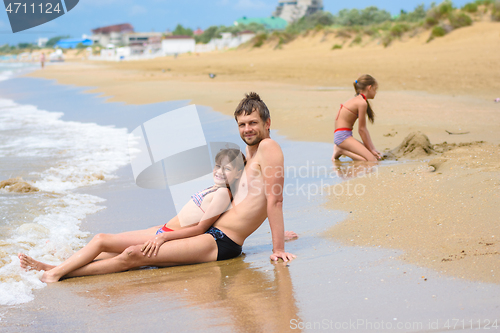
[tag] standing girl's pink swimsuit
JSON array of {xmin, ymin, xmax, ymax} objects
[{"xmin": 333, "ymin": 94, "xmax": 366, "ymax": 145}]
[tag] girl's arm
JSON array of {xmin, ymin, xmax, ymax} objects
[
  {"xmin": 141, "ymin": 188, "xmax": 232, "ymax": 257},
  {"xmin": 357, "ymin": 103, "xmax": 381, "ymax": 159}
]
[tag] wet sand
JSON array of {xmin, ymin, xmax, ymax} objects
[
  {"xmin": 328, "ymin": 141, "xmax": 500, "ymax": 284},
  {"xmin": 24, "ymin": 20, "xmax": 500, "ymax": 284},
  {"xmin": 3, "ymin": 129, "xmax": 500, "ymax": 331},
  {"xmin": 1, "ymin": 20, "xmax": 500, "ymax": 331}
]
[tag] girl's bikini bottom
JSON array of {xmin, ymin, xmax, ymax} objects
[{"xmin": 334, "ymin": 128, "xmax": 353, "ymax": 145}]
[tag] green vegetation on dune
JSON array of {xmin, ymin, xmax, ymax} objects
[
  {"xmin": 245, "ymin": 0, "xmax": 500, "ymax": 49},
  {"xmin": 492, "ymin": 1, "xmax": 500, "ymax": 20},
  {"xmin": 1, "ymin": 0, "xmax": 499, "ymax": 56},
  {"xmin": 193, "ymin": 23, "xmax": 267, "ymax": 44}
]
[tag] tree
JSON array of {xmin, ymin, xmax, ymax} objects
[
  {"xmin": 46, "ymin": 35, "xmax": 71, "ymax": 47},
  {"xmin": 286, "ymin": 11, "xmax": 335, "ymax": 33},
  {"xmin": 335, "ymin": 7, "xmax": 391, "ymax": 26},
  {"xmin": 172, "ymin": 24, "xmax": 193, "ymax": 36},
  {"xmin": 397, "ymin": 4, "xmax": 427, "ymax": 22},
  {"xmin": 17, "ymin": 43, "xmax": 33, "ymax": 49},
  {"xmin": 195, "ymin": 26, "xmax": 218, "ymax": 44}
]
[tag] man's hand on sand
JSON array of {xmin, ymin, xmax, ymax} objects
[{"xmin": 270, "ymin": 251, "xmax": 296, "ymax": 263}]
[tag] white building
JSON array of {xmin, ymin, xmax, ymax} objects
[
  {"xmin": 161, "ymin": 36, "xmax": 195, "ymax": 55},
  {"xmin": 90, "ymin": 23, "xmax": 134, "ymax": 46},
  {"xmin": 195, "ymin": 31, "xmax": 256, "ymax": 53},
  {"xmin": 125, "ymin": 32, "xmax": 162, "ymax": 47},
  {"xmin": 37, "ymin": 38, "xmax": 48, "ymax": 48},
  {"xmin": 273, "ymin": 0, "xmax": 323, "ymax": 23}
]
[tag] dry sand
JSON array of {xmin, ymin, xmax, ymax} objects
[{"xmin": 26, "ymin": 21, "xmax": 500, "ymax": 283}]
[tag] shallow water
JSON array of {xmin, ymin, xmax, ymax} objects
[{"xmin": 0, "ymin": 67, "xmax": 499, "ymax": 332}]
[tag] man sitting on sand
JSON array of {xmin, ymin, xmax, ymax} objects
[{"xmin": 19, "ymin": 92, "xmax": 296, "ymax": 281}]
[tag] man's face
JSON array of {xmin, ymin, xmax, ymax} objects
[{"xmin": 236, "ymin": 110, "xmax": 270, "ymax": 146}]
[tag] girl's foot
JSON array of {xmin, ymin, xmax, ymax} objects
[
  {"xmin": 40, "ymin": 271, "xmax": 61, "ymax": 283},
  {"xmin": 332, "ymin": 145, "xmax": 344, "ymax": 160},
  {"xmin": 18, "ymin": 253, "xmax": 55, "ymax": 272}
]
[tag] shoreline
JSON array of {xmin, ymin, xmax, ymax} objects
[
  {"xmin": 326, "ymin": 144, "xmax": 500, "ymax": 284},
  {"xmin": 2, "ymin": 40, "xmax": 500, "ymax": 329},
  {"xmin": 23, "ymin": 24, "xmax": 500, "ymax": 285}
]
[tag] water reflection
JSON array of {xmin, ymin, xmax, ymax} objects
[
  {"xmin": 332, "ymin": 160, "xmax": 378, "ymax": 180},
  {"xmin": 75, "ymin": 258, "xmax": 302, "ymax": 332}
]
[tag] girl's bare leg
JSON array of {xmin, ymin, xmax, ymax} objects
[
  {"xmin": 48, "ymin": 234, "xmax": 218, "ymax": 281},
  {"xmin": 19, "ymin": 226, "xmax": 160, "ymax": 281},
  {"xmin": 18, "ymin": 253, "xmax": 56, "ymax": 271},
  {"xmin": 94, "ymin": 252, "xmax": 120, "ymax": 260},
  {"xmin": 332, "ymin": 144, "xmax": 365, "ymax": 161},
  {"xmin": 337, "ymin": 137, "xmax": 378, "ymax": 162}
]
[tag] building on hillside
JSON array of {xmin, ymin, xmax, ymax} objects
[
  {"xmin": 37, "ymin": 38, "xmax": 48, "ymax": 48},
  {"xmin": 55, "ymin": 38, "xmax": 93, "ymax": 49},
  {"xmin": 195, "ymin": 30, "xmax": 256, "ymax": 53},
  {"xmin": 125, "ymin": 32, "xmax": 162, "ymax": 46},
  {"xmin": 161, "ymin": 35, "xmax": 196, "ymax": 55},
  {"xmin": 122, "ymin": 32, "xmax": 163, "ymax": 56},
  {"xmin": 273, "ymin": 0, "xmax": 323, "ymax": 23},
  {"xmin": 90, "ymin": 23, "xmax": 134, "ymax": 46},
  {"xmin": 92, "ymin": 23, "xmax": 134, "ymax": 35},
  {"xmin": 234, "ymin": 16, "xmax": 287, "ymax": 31},
  {"xmin": 237, "ymin": 30, "xmax": 257, "ymax": 44}
]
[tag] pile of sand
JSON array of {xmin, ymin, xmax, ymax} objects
[
  {"xmin": 0, "ymin": 177, "xmax": 39, "ymax": 193},
  {"xmin": 385, "ymin": 132, "xmax": 436, "ymax": 160}
]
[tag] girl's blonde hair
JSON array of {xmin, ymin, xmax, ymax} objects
[{"xmin": 353, "ymin": 74, "xmax": 377, "ymax": 123}]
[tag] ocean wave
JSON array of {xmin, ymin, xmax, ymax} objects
[{"xmin": 0, "ymin": 97, "xmax": 133, "ymax": 305}]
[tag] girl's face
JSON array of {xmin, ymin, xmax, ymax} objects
[
  {"xmin": 213, "ymin": 156, "xmax": 242, "ymax": 187},
  {"xmin": 366, "ymin": 83, "xmax": 378, "ymax": 99}
]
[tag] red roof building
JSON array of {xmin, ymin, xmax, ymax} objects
[
  {"xmin": 92, "ymin": 23, "xmax": 134, "ymax": 35},
  {"xmin": 163, "ymin": 35, "xmax": 195, "ymax": 40},
  {"xmin": 193, "ymin": 28, "xmax": 204, "ymax": 36}
]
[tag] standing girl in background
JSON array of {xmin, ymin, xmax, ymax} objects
[{"xmin": 332, "ymin": 74, "xmax": 381, "ymax": 162}]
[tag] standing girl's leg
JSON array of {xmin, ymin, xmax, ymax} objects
[
  {"xmin": 46, "ymin": 234, "xmax": 218, "ymax": 281},
  {"xmin": 19, "ymin": 226, "xmax": 160, "ymax": 279},
  {"xmin": 332, "ymin": 145, "xmax": 366, "ymax": 161},
  {"xmin": 338, "ymin": 137, "xmax": 378, "ymax": 162}
]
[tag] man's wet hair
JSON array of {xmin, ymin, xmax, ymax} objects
[{"xmin": 234, "ymin": 92, "xmax": 270, "ymax": 123}]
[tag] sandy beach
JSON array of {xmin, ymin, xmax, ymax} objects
[
  {"xmin": 1, "ymin": 19, "xmax": 499, "ymax": 332},
  {"xmin": 26, "ymin": 21, "xmax": 500, "ymax": 284}
]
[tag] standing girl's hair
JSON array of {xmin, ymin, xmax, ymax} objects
[{"xmin": 353, "ymin": 74, "xmax": 377, "ymax": 123}]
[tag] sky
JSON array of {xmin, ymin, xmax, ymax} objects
[{"xmin": 0, "ymin": 0, "xmax": 473, "ymax": 45}]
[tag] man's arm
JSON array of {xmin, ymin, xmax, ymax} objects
[{"xmin": 259, "ymin": 139, "xmax": 296, "ymax": 262}]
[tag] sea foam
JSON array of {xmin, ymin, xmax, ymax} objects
[{"xmin": 0, "ymin": 97, "xmax": 133, "ymax": 306}]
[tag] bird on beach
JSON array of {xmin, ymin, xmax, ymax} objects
[{"xmin": 209, "ymin": 73, "xmax": 216, "ymax": 79}]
